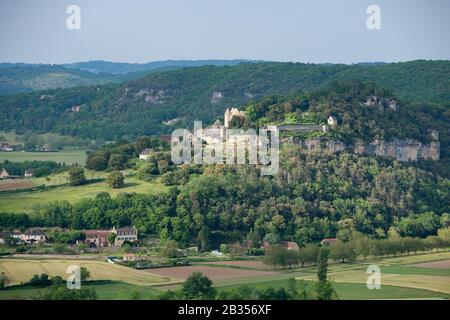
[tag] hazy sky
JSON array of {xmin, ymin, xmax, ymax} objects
[{"xmin": 0, "ymin": 0, "xmax": 449, "ymax": 64}]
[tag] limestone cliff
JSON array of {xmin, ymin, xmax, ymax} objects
[{"xmin": 282, "ymin": 131, "xmax": 440, "ymax": 162}]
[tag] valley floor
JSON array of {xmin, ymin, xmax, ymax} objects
[{"xmin": 0, "ymin": 251, "xmax": 448, "ymax": 300}]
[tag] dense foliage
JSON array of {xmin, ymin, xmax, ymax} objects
[{"xmin": 1, "ymin": 60, "xmax": 449, "ymax": 140}]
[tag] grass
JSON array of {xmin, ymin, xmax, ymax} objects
[
  {"xmin": 0, "ymin": 281, "xmax": 160, "ymax": 300},
  {"xmin": 0, "ymin": 175, "xmax": 168, "ymax": 212},
  {"xmin": 0, "ymin": 259, "xmax": 179, "ymax": 286},
  {"xmin": 216, "ymin": 278, "xmax": 450, "ymax": 300},
  {"xmin": 380, "ymin": 266, "xmax": 450, "ymax": 277},
  {"xmin": 0, "ymin": 150, "xmax": 87, "ymax": 165}
]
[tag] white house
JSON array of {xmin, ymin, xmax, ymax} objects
[
  {"xmin": 139, "ymin": 148, "xmax": 152, "ymax": 160},
  {"xmin": 327, "ymin": 116, "xmax": 338, "ymax": 128},
  {"xmin": 24, "ymin": 168, "xmax": 33, "ymax": 178}
]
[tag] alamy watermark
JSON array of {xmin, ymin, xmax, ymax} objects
[
  {"xmin": 367, "ymin": 5, "xmax": 381, "ymax": 30},
  {"xmin": 171, "ymin": 121, "xmax": 279, "ymax": 176},
  {"xmin": 66, "ymin": 5, "xmax": 81, "ymax": 30},
  {"xmin": 66, "ymin": 265, "xmax": 81, "ymax": 289},
  {"xmin": 366, "ymin": 265, "xmax": 381, "ymax": 289}
]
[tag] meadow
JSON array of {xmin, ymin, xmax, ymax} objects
[
  {"xmin": 0, "ymin": 150, "xmax": 87, "ymax": 165},
  {"xmin": 0, "ymin": 174, "xmax": 168, "ymax": 213}
]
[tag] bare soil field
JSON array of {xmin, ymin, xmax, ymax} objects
[
  {"xmin": 0, "ymin": 179, "xmax": 33, "ymax": 191},
  {"xmin": 145, "ymin": 265, "xmax": 278, "ymax": 281},
  {"xmin": 201, "ymin": 260, "xmax": 273, "ymax": 270},
  {"xmin": 413, "ymin": 259, "xmax": 450, "ymax": 269}
]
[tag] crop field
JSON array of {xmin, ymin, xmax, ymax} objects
[
  {"xmin": 145, "ymin": 265, "xmax": 278, "ymax": 282},
  {"xmin": 198, "ymin": 259, "xmax": 271, "ymax": 270},
  {"xmin": 0, "ymin": 259, "xmax": 178, "ymax": 286},
  {"xmin": 0, "ymin": 180, "xmax": 34, "ymax": 191},
  {"xmin": 0, "ymin": 150, "xmax": 87, "ymax": 165},
  {"xmin": 0, "ymin": 175, "xmax": 168, "ymax": 212}
]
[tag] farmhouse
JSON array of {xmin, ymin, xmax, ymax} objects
[
  {"xmin": 282, "ymin": 241, "xmax": 300, "ymax": 251},
  {"xmin": 321, "ymin": 238, "xmax": 338, "ymax": 245},
  {"xmin": 0, "ymin": 143, "xmax": 13, "ymax": 152},
  {"xmin": 261, "ymin": 241, "xmax": 300, "ymax": 251},
  {"xmin": 0, "ymin": 168, "xmax": 10, "ymax": 179},
  {"xmin": 0, "ymin": 232, "xmax": 11, "ymax": 245},
  {"xmin": 77, "ymin": 226, "xmax": 138, "ymax": 248},
  {"xmin": 327, "ymin": 116, "xmax": 338, "ymax": 128},
  {"xmin": 139, "ymin": 148, "xmax": 152, "ymax": 160},
  {"xmin": 24, "ymin": 228, "xmax": 47, "ymax": 243},
  {"xmin": 24, "ymin": 168, "xmax": 33, "ymax": 178},
  {"xmin": 81, "ymin": 229, "xmax": 112, "ymax": 248},
  {"xmin": 10, "ymin": 230, "xmax": 25, "ymax": 241},
  {"xmin": 123, "ymin": 253, "xmax": 138, "ymax": 261},
  {"xmin": 114, "ymin": 226, "xmax": 138, "ymax": 246}
]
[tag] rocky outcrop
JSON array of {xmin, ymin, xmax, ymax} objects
[
  {"xmin": 354, "ymin": 139, "xmax": 440, "ymax": 161},
  {"xmin": 284, "ymin": 131, "xmax": 440, "ymax": 162},
  {"xmin": 211, "ymin": 91, "xmax": 224, "ymax": 104}
]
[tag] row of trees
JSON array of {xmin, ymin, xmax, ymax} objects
[{"xmin": 263, "ymin": 230, "xmax": 450, "ymax": 269}]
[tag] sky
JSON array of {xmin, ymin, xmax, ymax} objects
[{"xmin": 0, "ymin": 0, "xmax": 449, "ymax": 64}]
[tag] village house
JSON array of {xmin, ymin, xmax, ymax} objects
[
  {"xmin": 327, "ymin": 116, "xmax": 338, "ymax": 128},
  {"xmin": 10, "ymin": 230, "xmax": 25, "ymax": 242},
  {"xmin": 77, "ymin": 226, "xmax": 138, "ymax": 248},
  {"xmin": 80, "ymin": 230, "xmax": 112, "ymax": 248},
  {"xmin": 321, "ymin": 238, "xmax": 338, "ymax": 245},
  {"xmin": 0, "ymin": 143, "xmax": 13, "ymax": 152},
  {"xmin": 262, "ymin": 241, "xmax": 300, "ymax": 251},
  {"xmin": 282, "ymin": 241, "xmax": 300, "ymax": 251},
  {"xmin": 24, "ymin": 229, "xmax": 47, "ymax": 244},
  {"xmin": 123, "ymin": 253, "xmax": 138, "ymax": 261},
  {"xmin": 24, "ymin": 168, "xmax": 33, "ymax": 178},
  {"xmin": 114, "ymin": 226, "xmax": 138, "ymax": 246},
  {"xmin": 139, "ymin": 148, "xmax": 152, "ymax": 160},
  {"xmin": 0, "ymin": 168, "xmax": 9, "ymax": 179},
  {"xmin": 0, "ymin": 232, "xmax": 11, "ymax": 245}
]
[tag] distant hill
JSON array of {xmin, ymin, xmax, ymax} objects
[
  {"xmin": 0, "ymin": 60, "xmax": 257, "ymax": 95},
  {"xmin": 62, "ymin": 59, "xmax": 257, "ymax": 75},
  {"xmin": 0, "ymin": 60, "xmax": 448, "ymax": 142},
  {"xmin": 0, "ymin": 64, "xmax": 119, "ymax": 95}
]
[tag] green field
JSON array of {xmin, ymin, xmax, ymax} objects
[
  {"xmin": 0, "ymin": 281, "xmax": 160, "ymax": 300},
  {"xmin": 0, "ymin": 175, "xmax": 168, "ymax": 212},
  {"xmin": 0, "ymin": 150, "xmax": 87, "ymax": 165},
  {"xmin": 216, "ymin": 278, "xmax": 450, "ymax": 300}
]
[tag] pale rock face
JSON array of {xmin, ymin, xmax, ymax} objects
[
  {"xmin": 353, "ymin": 139, "xmax": 440, "ymax": 161},
  {"xmin": 297, "ymin": 133, "xmax": 440, "ymax": 162},
  {"xmin": 211, "ymin": 91, "xmax": 224, "ymax": 104}
]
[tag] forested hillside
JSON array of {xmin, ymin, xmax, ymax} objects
[
  {"xmin": 0, "ymin": 64, "xmax": 120, "ymax": 95},
  {"xmin": 0, "ymin": 60, "xmax": 449, "ymax": 141},
  {"xmin": 0, "ymin": 60, "xmax": 254, "ymax": 95}
]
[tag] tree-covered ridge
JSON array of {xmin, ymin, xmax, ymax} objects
[
  {"xmin": 1, "ymin": 150, "xmax": 449, "ymax": 248},
  {"xmin": 246, "ymin": 81, "xmax": 449, "ymax": 148},
  {"xmin": 0, "ymin": 60, "xmax": 449, "ymax": 140},
  {"xmin": 0, "ymin": 65, "xmax": 122, "ymax": 95}
]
